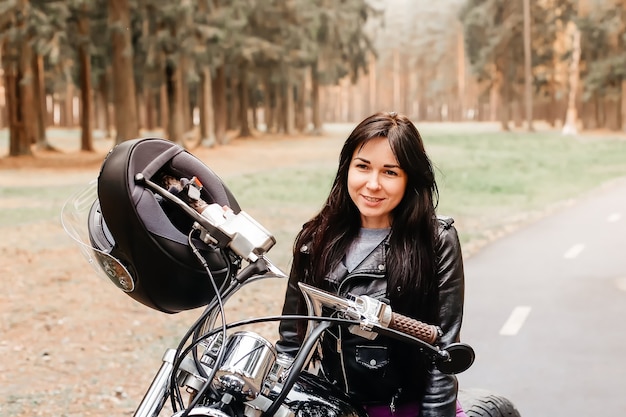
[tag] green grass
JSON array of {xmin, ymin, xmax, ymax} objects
[
  {"xmin": 2, "ymin": 128, "xmax": 625, "ymax": 259},
  {"xmin": 0, "ymin": 184, "xmax": 88, "ymax": 227},
  {"xmin": 227, "ymin": 167, "xmax": 336, "ymax": 209},
  {"xmin": 426, "ymin": 131, "xmax": 626, "ymax": 246},
  {"xmin": 227, "ymin": 130, "xmax": 626, "ymax": 254},
  {"xmin": 225, "ymin": 168, "xmax": 336, "ymax": 268}
]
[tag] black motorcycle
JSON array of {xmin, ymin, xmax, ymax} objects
[{"xmin": 62, "ymin": 138, "xmax": 520, "ymax": 417}]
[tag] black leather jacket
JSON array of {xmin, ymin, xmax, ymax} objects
[{"xmin": 276, "ymin": 217, "xmax": 465, "ymax": 417}]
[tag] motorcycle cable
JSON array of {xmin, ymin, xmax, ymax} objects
[
  {"xmin": 173, "ymin": 229, "xmax": 272, "ymax": 417},
  {"xmin": 174, "ymin": 313, "xmax": 447, "ymax": 415},
  {"xmin": 185, "ymin": 253, "xmax": 272, "ymax": 380},
  {"xmin": 190, "ymin": 249, "xmax": 235, "ymax": 380},
  {"xmin": 173, "ymin": 312, "xmax": 450, "ymax": 416},
  {"xmin": 169, "ymin": 228, "xmax": 233, "ymax": 416},
  {"xmin": 173, "ymin": 315, "xmax": 375, "ymax": 414},
  {"xmin": 170, "ymin": 287, "xmax": 238, "ymax": 414},
  {"xmin": 172, "ymin": 315, "xmax": 334, "ymax": 414}
]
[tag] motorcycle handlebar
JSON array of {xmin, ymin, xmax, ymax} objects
[
  {"xmin": 389, "ymin": 312, "xmax": 441, "ymax": 345},
  {"xmin": 298, "ymin": 283, "xmax": 442, "ymax": 345}
]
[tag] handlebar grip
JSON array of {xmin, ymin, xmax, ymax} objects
[{"xmin": 389, "ymin": 312, "xmax": 440, "ymax": 344}]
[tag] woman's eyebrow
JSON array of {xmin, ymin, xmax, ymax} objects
[{"xmin": 353, "ymin": 156, "xmax": 400, "ymax": 169}]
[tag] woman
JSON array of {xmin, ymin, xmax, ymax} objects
[{"xmin": 276, "ymin": 112, "xmax": 467, "ymax": 417}]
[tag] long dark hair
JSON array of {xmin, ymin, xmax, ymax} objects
[{"xmin": 292, "ymin": 112, "xmax": 440, "ymax": 320}]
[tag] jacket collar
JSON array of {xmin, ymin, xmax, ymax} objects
[{"xmin": 324, "ymin": 239, "xmax": 389, "ymax": 286}]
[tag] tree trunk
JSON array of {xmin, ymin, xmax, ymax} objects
[
  {"xmin": 108, "ymin": 0, "xmax": 139, "ymax": 143},
  {"xmin": 498, "ymin": 70, "xmax": 510, "ymax": 131},
  {"xmin": 622, "ymin": 79, "xmax": 626, "ymax": 131},
  {"xmin": 144, "ymin": 89, "xmax": 157, "ymax": 131},
  {"xmin": 3, "ymin": 43, "xmax": 32, "ymax": 156},
  {"xmin": 20, "ymin": 35, "xmax": 38, "ymax": 150},
  {"xmin": 97, "ymin": 71, "xmax": 112, "ymax": 138},
  {"xmin": 199, "ymin": 67, "xmax": 216, "ymax": 147},
  {"xmin": 456, "ymin": 25, "xmax": 466, "ymax": 122},
  {"xmin": 180, "ymin": 57, "xmax": 192, "ymax": 133},
  {"xmin": 166, "ymin": 63, "xmax": 184, "ymax": 144},
  {"xmin": 136, "ymin": 90, "xmax": 147, "ymax": 131},
  {"xmin": 274, "ymin": 83, "xmax": 286, "ymax": 133},
  {"xmin": 311, "ymin": 62, "xmax": 322, "ymax": 135},
  {"xmin": 598, "ymin": 97, "xmax": 606, "ymax": 128},
  {"xmin": 295, "ymin": 71, "xmax": 307, "ymax": 132},
  {"xmin": 400, "ymin": 54, "xmax": 409, "ymax": 115},
  {"xmin": 78, "ymin": 6, "xmax": 94, "ymax": 151},
  {"xmin": 227, "ymin": 74, "xmax": 238, "ymax": 132},
  {"xmin": 392, "ymin": 48, "xmax": 401, "ymax": 111},
  {"xmin": 264, "ymin": 77, "xmax": 276, "ymax": 133},
  {"xmin": 605, "ymin": 95, "xmax": 622, "ymax": 131},
  {"xmin": 160, "ymin": 83, "xmax": 169, "ymax": 136},
  {"xmin": 489, "ymin": 70, "xmax": 500, "ymax": 123},
  {"xmin": 368, "ymin": 54, "xmax": 377, "ymax": 118},
  {"xmin": 212, "ymin": 65, "xmax": 227, "ymax": 144},
  {"xmin": 284, "ymin": 68, "xmax": 294, "ymax": 135},
  {"xmin": 546, "ymin": 79, "xmax": 557, "ymax": 127},
  {"xmin": 513, "ymin": 101, "xmax": 523, "ymax": 128},
  {"xmin": 238, "ymin": 62, "xmax": 252, "ymax": 137},
  {"xmin": 522, "ymin": 0, "xmax": 534, "ymax": 131},
  {"xmin": 64, "ymin": 81, "xmax": 74, "ymax": 127},
  {"xmin": 562, "ymin": 22, "xmax": 581, "ymax": 135},
  {"xmin": 32, "ymin": 53, "xmax": 53, "ymax": 150}
]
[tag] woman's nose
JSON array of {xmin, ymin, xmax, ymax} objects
[{"xmin": 366, "ymin": 174, "xmax": 381, "ymax": 190}]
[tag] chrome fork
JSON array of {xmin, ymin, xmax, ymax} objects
[{"xmin": 133, "ymin": 349, "xmax": 177, "ymax": 417}]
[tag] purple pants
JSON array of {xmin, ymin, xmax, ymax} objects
[{"xmin": 363, "ymin": 400, "xmax": 467, "ymax": 417}]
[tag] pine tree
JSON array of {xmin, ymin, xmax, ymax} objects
[{"xmin": 108, "ymin": 0, "xmax": 139, "ymax": 143}]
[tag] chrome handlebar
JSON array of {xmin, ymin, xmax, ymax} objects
[{"xmin": 298, "ymin": 282, "xmax": 441, "ymax": 343}]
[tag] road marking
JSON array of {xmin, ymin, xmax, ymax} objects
[
  {"xmin": 607, "ymin": 213, "xmax": 621, "ymax": 222},
  {"xmin": 500, "ymin": 306, "xmax": 532, "ymax": 336},
  {"xmin": 564, "ymin": 243, "xmax": 585, "ymax": 259}
]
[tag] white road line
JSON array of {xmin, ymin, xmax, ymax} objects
[
  {"xmin": 563, "ymin": 243, "xmax": 585, "ymax": 259},
  {"xmin": 607, "ymin": 213, "xmax": 621, "ymax": 222},
  {"xmin": 499, "ymin": 306, "xmax": 532, "ymax": 336}
]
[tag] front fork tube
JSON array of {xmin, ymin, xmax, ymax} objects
[{"xmin": 133, "ymin": 348, "xmax": 177, "ymax": 417}]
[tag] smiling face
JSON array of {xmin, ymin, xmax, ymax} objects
[{"xmin": 347, "ymin": 136, "xmax": 408, "ymax": 229}]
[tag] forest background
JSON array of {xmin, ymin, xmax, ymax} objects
[
  {"xmin": 1, "ymin": 1, "xmax": 626, "ymax": 416},
  {"xmin": 1, "ymin": 0, "xmax": 626, "ymax": 156}
]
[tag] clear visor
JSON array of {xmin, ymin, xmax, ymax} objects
[{"xmin": 61, "ymin": 180, "xmax": 135, "ymax": 292}]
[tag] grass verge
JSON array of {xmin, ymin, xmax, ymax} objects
[{"xmin": 226, "ymin": 129, "xmax": 626, "ymax": 260}]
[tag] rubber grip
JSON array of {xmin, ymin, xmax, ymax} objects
[{"xmin": 389, "ymin": 312, "xmax": 439, "ymax": 344}]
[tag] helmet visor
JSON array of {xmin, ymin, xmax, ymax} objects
[{"xmin": 61, "ymin": 181, "xmax": 135, "ymax": 292}]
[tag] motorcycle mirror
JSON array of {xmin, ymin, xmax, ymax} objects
[{"xmin": 436, "ymin": 343, "xmax": 475, "ymax": 374}]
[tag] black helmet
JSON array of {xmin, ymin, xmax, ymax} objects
[{"xmin": 64, "ymin": 137, "xmax": 242, "ymax": 313}]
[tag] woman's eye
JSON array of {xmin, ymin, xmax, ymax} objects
[{"xmin": 385, "ymin": 170, "xmax": 398, "ymax": 176}]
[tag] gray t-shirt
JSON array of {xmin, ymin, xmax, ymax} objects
[{"xmin": 344, "ymin": 227, "xmax": 390, "ymax": 272}]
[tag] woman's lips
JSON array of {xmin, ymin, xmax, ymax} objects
[{"xmin": 362, "ymin": 195, "xmax": 384, "ymax": 204}]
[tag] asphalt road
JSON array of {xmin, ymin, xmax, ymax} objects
[{"xmin": 457, "ymin": 177, "xmax": 626, "ymax": 416}]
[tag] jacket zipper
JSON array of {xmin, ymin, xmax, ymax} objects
[
  {"xmin": 335, "ymin": 271, "xmax": 385, "ymax": 395},
  {"xmin": 389, "ymin": 388, "xmax": 402, "ymax": 414},
  {"xmin": 337, "ymin": 326, "xmax": 348, "ymax": 393}
]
